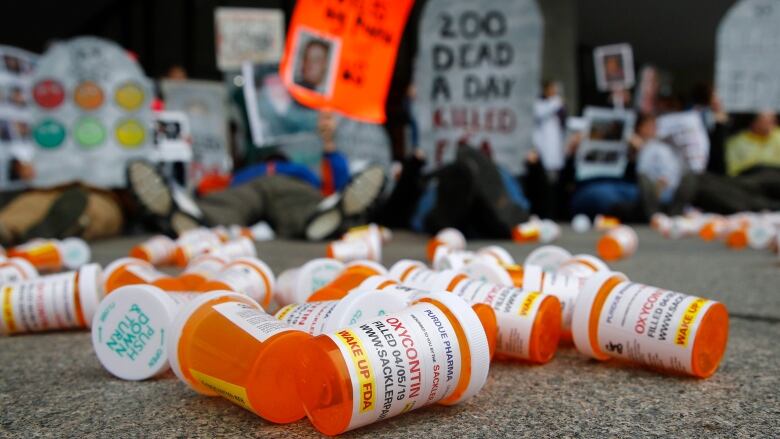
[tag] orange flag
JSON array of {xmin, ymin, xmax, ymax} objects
[{"xmin": 279, "ymin": 0, "xmax": 414, "ymax": 123}]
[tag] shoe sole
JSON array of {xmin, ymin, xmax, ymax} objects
[
  {"xmin": 128, "ymin": 161, "xmax": 173, "ymax": 217},
  {"xmin": 22, "ymin": 188, "xmax": 88, "ymax": 241},
  {"xmin": 342, "ymin": 166, "xmax": 385, "ymax": 216},
  {"xmin": 171, "ymin": 211, "xmax": 202, "ymax": 236},
  {"xmin": 305, "ymin": 208, "xmax": 343, "ymax": 241}
]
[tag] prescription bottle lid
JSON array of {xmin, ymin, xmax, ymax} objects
[
  {"xmin": 566, "ymin": 254, "xmax": 610, "ymax": 273},
  {"xmin": 460, "ymin": 260, "xmax": 513, "ymax": 287},
  {"xmin": 167, "ymin": 290, "xmax": 253, "ymax": 395},
  {"xmin": 214, "ymin": 237, "xmax": 257, "ymax": 259},
  {"xmin": 102, "ymin": 257, "xmax": 150, "ymax": 283},
  {"xmin": 353, "ymin": 274, "xmax": 397, "ymax": 292},
  {"xmin": 344, "ymin": 259, "xmax": 387, "ymax": 275},
  {"xmin": 4, "ymin": 257, "xmax": 38, "ymax": 279},
  {"xmin": 388, "ymin": 259, "xmax": 426, "ymax": 281},
  {"xmin": 435, "ymin": 228, "xmax": 466, "ymax": 249},
  {"xmin": 476, "ymin": 245, "xmax": 515, "ymax": 266},
  {"xmin": 524, "ymin": 245, "xmax": 572, "ymax": 272},
  {"xmin": 61, "ymin": 238, "xmax": 91, "ymax": 270},
  {"xmin": 91, "ymin": 284, "xmax": 179, "ymax": 380},
  {"xmin": 412, "ymin": 291, "xmax": 490, "ymax": 405},
  {"xmin": 571, "ymin": 270, "xmax": 629, "ymax": 361},
  {"xmin": 282, "ymin": 259, "xmax": 345, "ymax": 305},
  {"xmin": 226, "ymin": 257, "xmax": 276, "ymax": 304},
  {"xmin": 322, "ymin": 289, "xmax": 409, "ymax": 333},
  {"xmin": 79, "ymin": 263, "xmax": 104, "ymax": 326}
]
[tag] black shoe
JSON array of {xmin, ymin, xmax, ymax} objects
[
  {"xmin": 304, "ymin": 194, "xmax": 344, "ymax": 241},
  {"xmin": 22, "ymin": 187, "xmax": 88, "ymax": 242}
]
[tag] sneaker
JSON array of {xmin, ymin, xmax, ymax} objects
[
  {"xmin": 304, "ymin": 194, "xmax": 344, "ymax": 241},
  {"xmin": 342, "ymin": 164, "xmax": 386, "ymax": 217},
  {"xmin": 22, "ymin": 187, "xmax": 89, "ymax": 242},
  {"xmin": 127, "ymin": 160, "xmax": 174, "ymax": 218}
]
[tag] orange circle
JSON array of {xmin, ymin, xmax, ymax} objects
[{"xmin": 74, "ymin": 81, "xmax": 104, "ymax": 110}]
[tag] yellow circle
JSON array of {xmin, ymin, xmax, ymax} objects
[
  {"xmin": 115, "ymin": 119, "xmax": 146, "ymax": 147},
  {"xmin": 114, "ymin": 82, "xmax": 145, "ymax": 111}
]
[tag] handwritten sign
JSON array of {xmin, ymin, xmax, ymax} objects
[
  {"xmin": 279, "ymin": 0, "xmax": 414, "ymax": 123},
  {"xmin": 716, "ymin": 0, "xmax": 780, "ymax": 112},
  {"xmin": 413, "ymin": 0, "xmax": 543, "ymax": 175},
  {"xmin": 215, "ymin": 8, "xmax": 285, "ymax": 72}
]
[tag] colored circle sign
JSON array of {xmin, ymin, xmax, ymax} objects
[
  {"xmin": 33, "ymin": 119, "xmax": 66, "ymax": 149},
  {"xmin": 115, "ymin": 119, "xmax": 145, "ymax": 147},
  {"xmin": 33, "ymin": 79, "xmax": 65, "ymax": 109},
  {"xmin": 114, "ymin": 82, "xmax": 145, "ymax": 111},
  {"xmin": 74, "ymin": 81, "xmax": 104, "ymax": 111},
  {"xmin": 74, "ymin": 117, "xmax": 106, "ymax": 148}
]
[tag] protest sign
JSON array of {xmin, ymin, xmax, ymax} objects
[
  {"xmin": 161, "ymin": 80, "xmax": 231, "ymax": 184},
  {"xmin": 656, "ymin": 110, "xmax": 710, "ymax": 173},
  {"xmin": 29, "ymin": 37, "xmax": 153, "ymax": 188},
  {"xmin": 576, "ymin": 107, "xmax": 636, "ymax": 181},
  {"xmin": 593, "ymin": 43, "xmax": 635, "ymax": 92},
  {"xmin": 0, "ymin": 46, "xmax": 36, "ymax": 190},
  {"xmin": 413, "ymin": 0, "xmax": 544, "ymax": 176},
  {"xmin": 716, "ymin": 0, "xmax": 780, "ymax": 112},
  {"xmin": 243, "ymin": 62, "xmax": 391, "ymax": 174},
  {"xmin": 215, "ymin": 8, "xmax": 285, "ymax": 72},
  {"xmin": 279, "ymin": 0, "xmax": 414, "ymax": 123}
]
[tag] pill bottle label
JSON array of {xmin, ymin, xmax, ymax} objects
[
  {"xmin": 276, "ymin": 301, "xmax": 338, "ymax": 335},
  {"xmin": 166, "ymin": 292, "xmax": 200, "ymax": 305},
  {"xmin": 401, "ymin": 267, "xmax": 441, "ymax": 287},
  {"xmin": 126, "ymin": 264, "xmax": 165, "ymax": 283},
  {"xmin": 216, "ymin": 265, "xmax": 268, "ymax": 303},
  {"xmin": 327, "ymin": 302, "xmax": 462, "ymax": 430},
  {"xmin": 0, "ymin": 265, "xmax": 28, "ymax": 284},
  {"xmin": 141, "ymin": 237, "xmax": 175, "ymax": 262},
  {"xmin": 524, "ymin": 269, "xmax": 581, "ymax": 331},
  {"xmin": 597, "ymin": 282, "xmax": 714, "ymax": 374},
  {"xmin": 189, "ymin": 369, "xmax": 254, "ymax": 412},
  {"xmin": 1, "ymin": 272, "xmax": 81, "ymax": 333},
  {"xmin": 213, "ymin": 301, "xmax": 298, "ymax": 343},
  {"xmin": 185, "ymin": 257, "xmax": 225, "ymax": 277},
  {"xmin": 450, "ymin": 279, "xmax": 541, "ymax": 358}
]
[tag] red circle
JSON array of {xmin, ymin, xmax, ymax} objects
[{"xmin": 33, "ymin": 79, "xmax": 65, "ymax": 109}]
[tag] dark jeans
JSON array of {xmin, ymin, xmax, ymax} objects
[{"xmin": 693, "ymin": 168, "xmax": 780, "ymax": 214}]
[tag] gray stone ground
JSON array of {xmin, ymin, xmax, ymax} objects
[{"xmin": 1, "ymin": 227, "xmax": 778, "ymax": 438}]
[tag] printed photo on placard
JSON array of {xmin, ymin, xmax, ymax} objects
[
  {"xmin": 0, "ymin": 45, "xmax": 37, "ymax": 190},
  {"xmin": 576, "ymin": 107, "xmax": 636, "ymax": 181},
  {"xmin": 289, "ymin": 28, "xmax": 340, "ymax": 98},
  {"xmin": 594, "ymin": 44, "xmax": 635, "ymax": 92}
]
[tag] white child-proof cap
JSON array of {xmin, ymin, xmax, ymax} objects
[
  {"xmin": 476, "ymin": 245, "xmax": 515, "ymax": 266},
  {"xmin": 212, "ymin": 237, "xmax": 257, "ymax": 260},
  {"xmin": 92, "ymin": 284, "xmax": 179, "ymax": 380},
  {"xmin": 460, "ymin": 259, "xmax": 513, "ymax": 287},
  {"xmin": 524, "ymin": 245, "xmax": 573, "ymax": 272},
  {"xmin": 571, "ymin": 214, "xmax": 591, "ymax": 233},
  {"xmin": 0, "ymin": 257, "xmax": 39, "ymax": 281},
  {"xmin": 570, "ymin": 270, "xmax": 628, "ymax": 361},
  {"xmin": 411, "ymin": 291, "xmax": 491, "ymax": 406},
  {"xmin": 78, "ymin": 263, "xmax": 104, "ymax": 326},
  {"xmin": 435, "ymin": 228, "xmax": 466, "ymax": 250},
  {"xmin": 321, "ymin": 289, "xmax": 410, "ymax": 333},
  {"xmin": 61, "ymin": 237, "xmax": 91, "ymax": 270},
  {"xmin": 275, "ymin": 258, "xmax": 345, "ymax": 306}
]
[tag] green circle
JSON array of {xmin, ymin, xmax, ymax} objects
[
  {"xmin": 74, "ymin": 117, "xmax": 106, "ymax": 148},
  {"xmin": 33, "ymin": 119, "xmax": 66, "ymax": 149}
]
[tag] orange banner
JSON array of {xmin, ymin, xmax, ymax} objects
[{"xmin": 279, "ymin": 0, "xmax": 414, "ymax": 123}]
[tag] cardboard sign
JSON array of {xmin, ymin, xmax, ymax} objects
[
  {"xmin": 215, "ymin": 8, "xmax": 285, "ymax": 72},
  {"xmin": 716, "ymin": 0, "xmax": 780, "ymax": 112},
  {"xmin": 413, "ymin": 0, "xmax": 544, "ymax": 176},
  {"xmin": 576, "ymin": 107, "xmax": 636, "ymax": 181},
  {"xmin": 279, "ymin": 0, "xmax": 414, "ymax": 123},
  {"xmin": 152, "ymin": 111, "xmax": 192, "ymax": 163},
  {"xmin": 656, "ymin": 111, "xmax": 710, "ymax": 173},
  {"xmin": 593, "ymin": 43, "xmax": 635, "ymax": 92},
  {"xmin": 161, "ymin": 80, "xmax": 231, "ymax": 184},
  {"xmin": 29, "ymin": 37, "xmax": 153, "ymax": 188},
  {"xmin": 242, "ymin": 62, "xmax": 391, "ymax": 175},
  {"xmin": 0, "ymin": 46, "xmax": 37, "ymax": 190}
]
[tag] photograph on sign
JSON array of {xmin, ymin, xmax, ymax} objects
[
  {"xmin": 594, "ymin": 43, "xmax": 635, "ymax": 92},
  {"xmin": 0, "ymin": 45, "xmax": 37, "ymax": 191},
  {"xmin": 576, "ymin": 107, "xmax": 636, "ymax": 180},
  {"xmin": 288, "ymin": 27, "xmax": 340, "ymax": 98},
  {"xmin": 214, "ymin": 8, "xmax": 285, "ymax": 72}
]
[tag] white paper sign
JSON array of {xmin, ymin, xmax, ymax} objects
[
  {"xmin": 0, "ymin": 46, "xmax": 37, "ymax": 191},
  {"xmin": 161, "ymin": 80, "xmax": 231, "ymax": 183},
  {"xmin": 413, "ymin": 0, "xmax": 544, "ymax": 176},
  {"xmin": 576, "ymin": 107, "xmax": 636, "ymax": 181},
  {"xmin": 716, "ymin": 0, "xmax": 780, "ymax": 112},
  {"xmin": 215, "ymin": 8, "xmax": 285, "ymax": 72},
  {"xmin": 29, "ymin": 37, "xmax": 153, "ymax": 189},
  {"xmin": 656, "ymin": 111, "xmax": 710, "ymax": 173}
]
